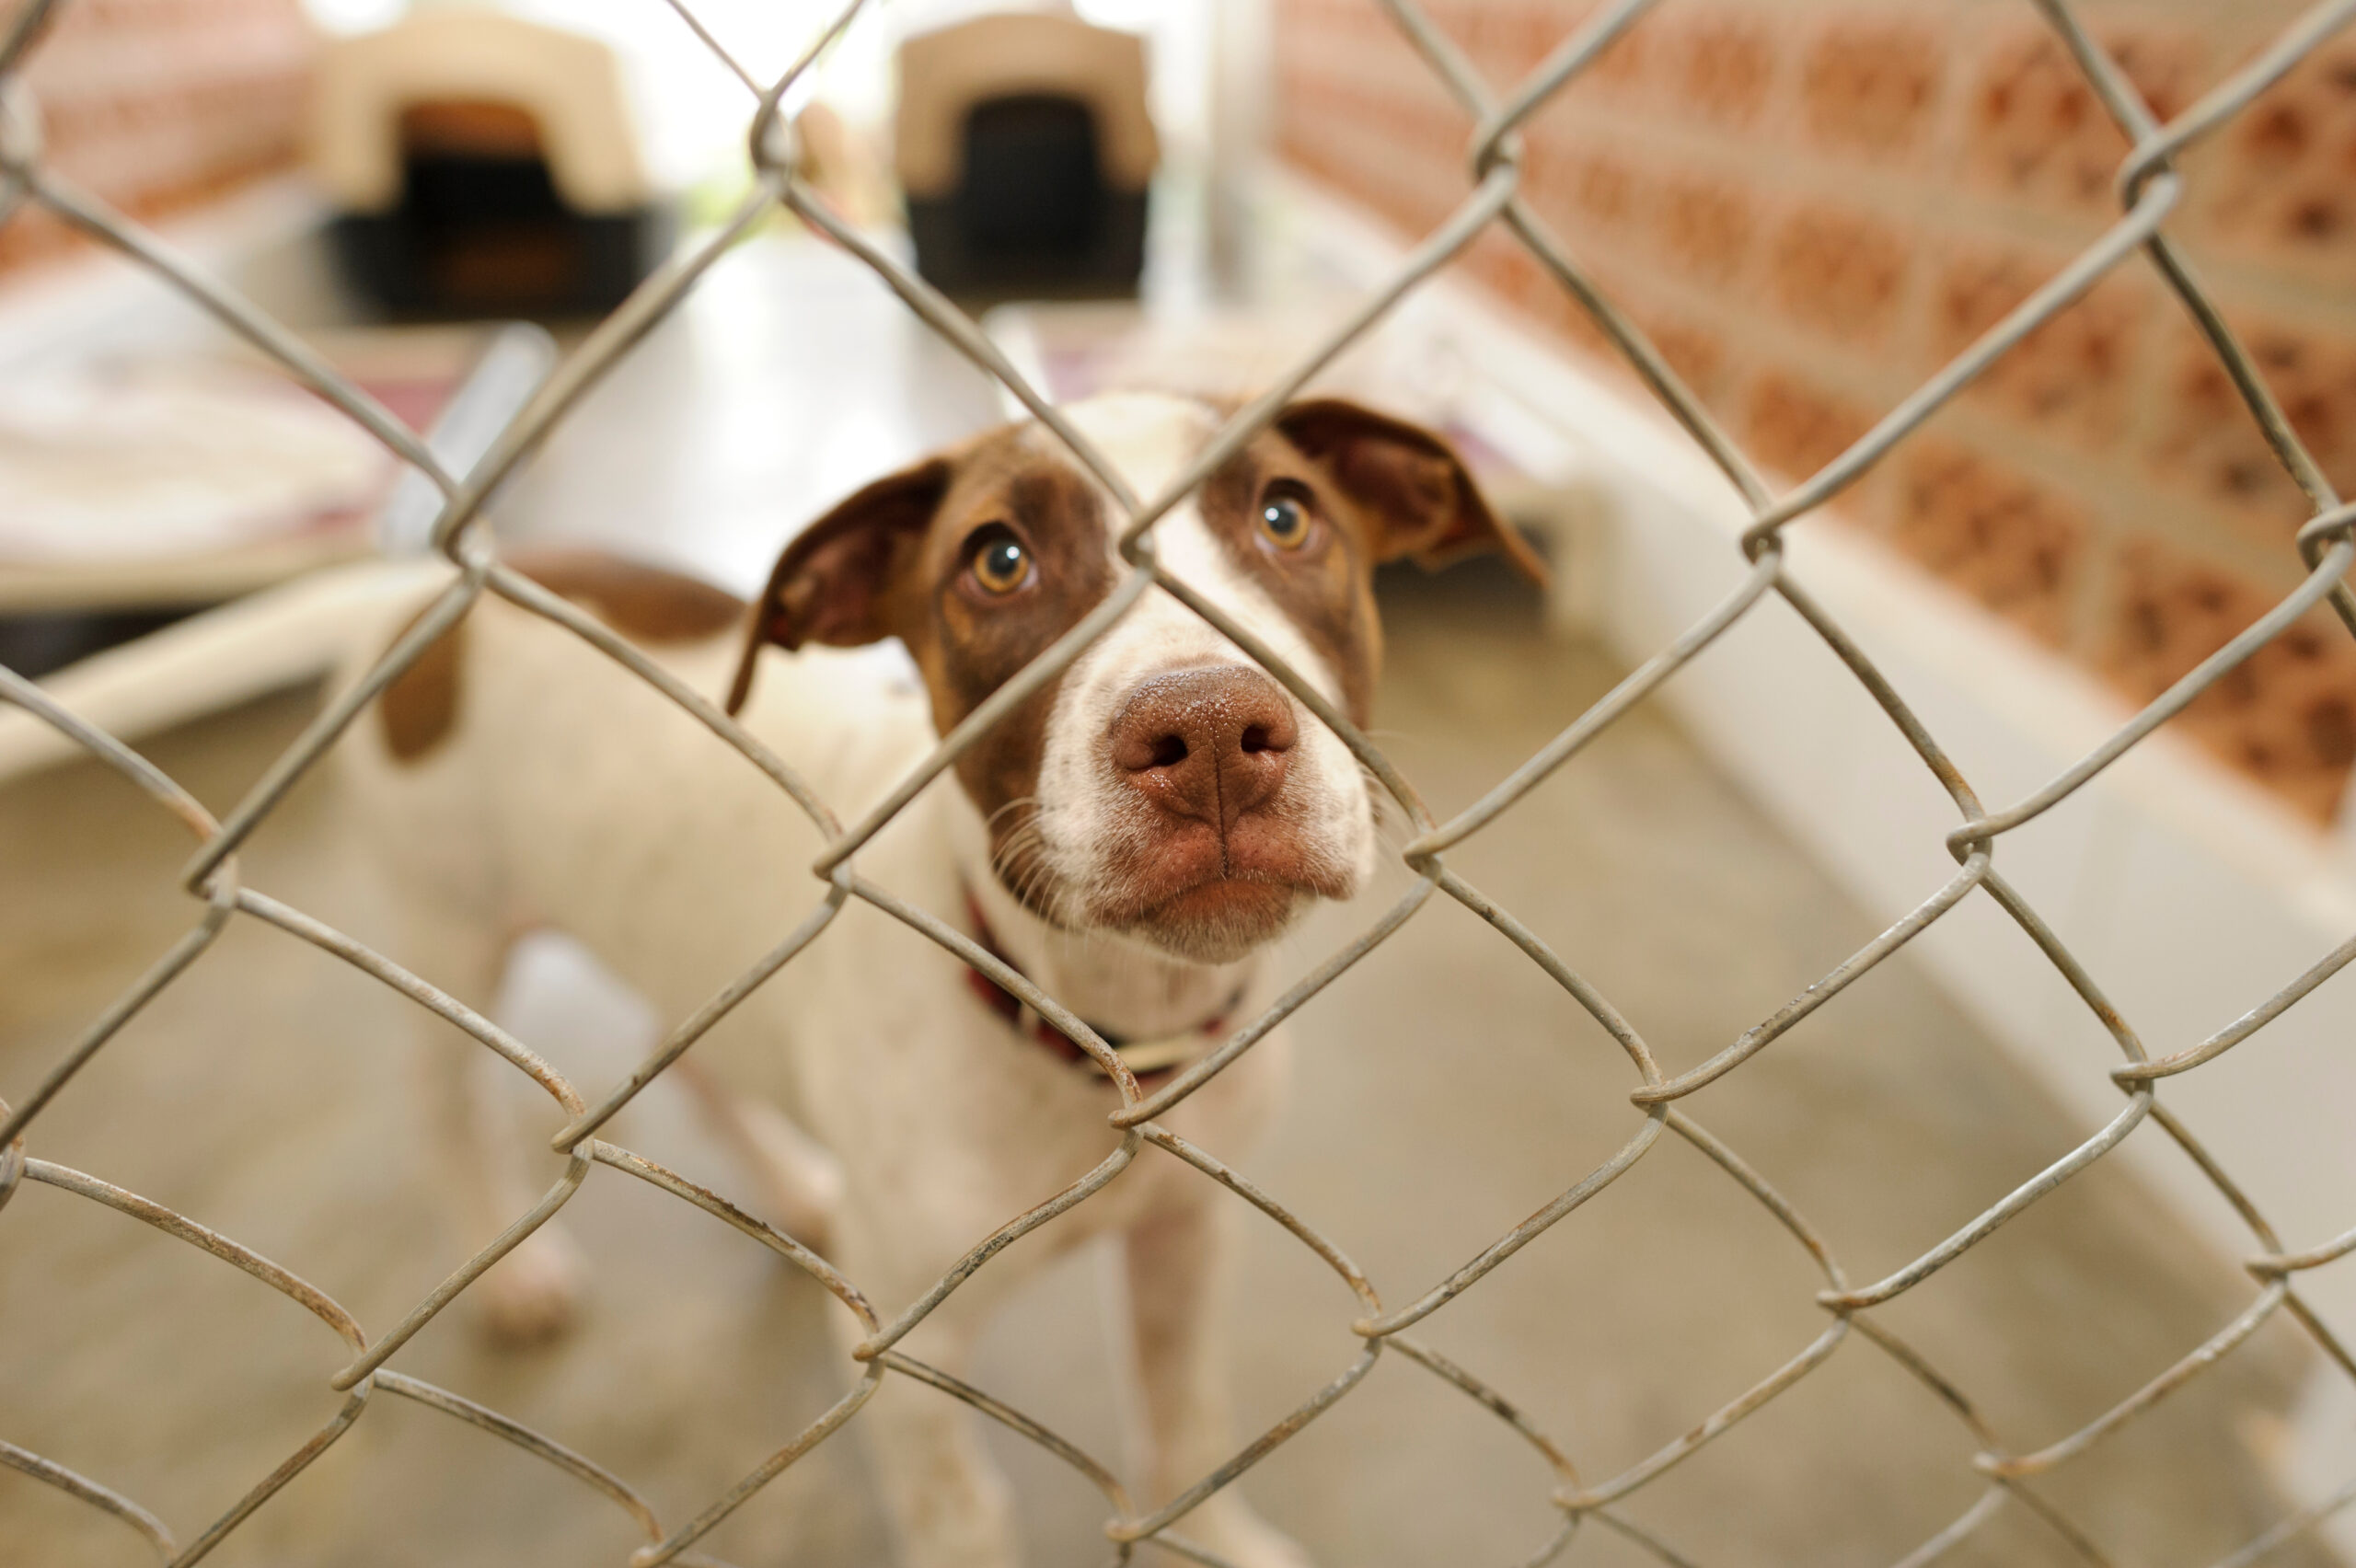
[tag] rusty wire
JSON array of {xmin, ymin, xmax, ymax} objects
[{"xmin": 6, "ymin": 0, "xmax": 2356, "ymax": 1563}]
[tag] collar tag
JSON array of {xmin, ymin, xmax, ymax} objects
[{"xmin": 1107, "ymin": 1035, "xmax": 1207, "ymax": 1075}]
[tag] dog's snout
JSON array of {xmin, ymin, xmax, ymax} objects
[{"xmin": 1110, "ymin": 666, "xmax": 1298, "ymax": 832}]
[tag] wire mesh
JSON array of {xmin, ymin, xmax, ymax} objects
[{"xmin": 6, "ymin": 0, "xmax": 2356, "ymax": 1563}]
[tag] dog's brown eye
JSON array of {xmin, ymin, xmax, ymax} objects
[
  {"xmin": 968, "ymin": 528, "xmax": 1032, "ymax": 594},
  {"xmin": 1258, "ymin": 489, "xmax": 1313, "ymax": 550}
]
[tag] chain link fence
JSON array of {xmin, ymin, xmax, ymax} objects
[{"xmin": 6, "ymin": 0, "xmax": 2356, "ymax": 1562}]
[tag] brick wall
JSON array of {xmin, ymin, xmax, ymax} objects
[
  {"xmin": 1, "ymin": 0, "xmax": 317, "ymax": 274},
  {"xmin": 1275, "ymin": 0, "xmax": 2356, "ymax": 822}
]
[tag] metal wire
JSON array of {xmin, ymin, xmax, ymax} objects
[{"xmin": 5, "ymin": 0, "xmax": 2356, "ymax": 1563}]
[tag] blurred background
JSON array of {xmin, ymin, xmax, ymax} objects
[{"xmin": 6, "ymin": 2, "xmax": 2356, "ymax": 1565}]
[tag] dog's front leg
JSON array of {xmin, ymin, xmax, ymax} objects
[
  {"xmin": 1125, "ymin": 1195, "xmax": 1315, "ymax": 1568},
  {"xmin": 408, "ymin": 917, "xmax": 586, "ymax": 1345},
  {"xmin": 832, "ymin": 1258, "xmax": 1021, "ymax": 1568}
]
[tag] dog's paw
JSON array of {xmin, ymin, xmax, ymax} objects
[
  {"xmin": 1180, "ymin": 1495, "xmax": 1317, "ymax": 1568},
  {"xmin": 476, "ymin": 1225, "xmax": 585, "ymax": 1346}
]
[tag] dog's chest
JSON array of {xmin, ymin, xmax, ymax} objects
[{"xmin": 781, "ymin": 880, "xmax": 1288, "ymax": 1224}]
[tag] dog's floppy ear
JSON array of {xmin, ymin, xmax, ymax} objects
[
  {"xmin": 726, "ymin": 456, "xmax": 952, "ymax": 715},
  {"xmin": 1276, "ymin": 398, "xmax": 1546, "ymax": 585}
]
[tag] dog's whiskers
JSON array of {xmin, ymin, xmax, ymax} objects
[
  {"xmin": 986, "ymin": 804, "xmax": 1078, "ymax": 932},
  {"xmin": 986, "ymin": 795, "xmax": 1040, "ymax": 830}
]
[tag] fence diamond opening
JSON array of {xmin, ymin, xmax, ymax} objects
[{"xmin": 6, "ymin": 0, "xmax": 2356, "ymax": 1563}]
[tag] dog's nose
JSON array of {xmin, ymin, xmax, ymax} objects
[{"xmin": 1110, "ymin": 665, "xmax": 1298, "ymax": 832}]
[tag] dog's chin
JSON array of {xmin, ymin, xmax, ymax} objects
[{"xmin": 1117, "ymin": 879, "xmax": 1314, "ymax": 964}]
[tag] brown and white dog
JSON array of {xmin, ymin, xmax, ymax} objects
[{"xmin": 342, "ymin": 392, "xmax": 1540, "ymax": 1568}]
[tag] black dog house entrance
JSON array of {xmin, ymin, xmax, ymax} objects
[
  {"xmin": 896, "ymin": 14, "xmax": 1159, "ymax": 302},
  {"xmin": 312, "ymin": 11, "xmax": 673, "ymax": 319}
]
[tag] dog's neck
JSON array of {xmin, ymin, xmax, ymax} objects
[{"xmin": 947, "ymin": 797, "xmax": 1259, "ymax": 1040}]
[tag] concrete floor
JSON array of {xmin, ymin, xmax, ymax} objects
[{"xmin": 0, "ymin": 562, "xmax": 2329, "ymax": 1568}]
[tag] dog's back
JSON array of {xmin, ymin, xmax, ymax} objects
[{"xmin": 335, "ymin": 552, "xmax": 937, "ymax": 1029}]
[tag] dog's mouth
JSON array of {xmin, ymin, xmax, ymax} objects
[
  {"xmin": 1090, "ymin": 818, "xmax": 1359, "ymax": 963},
  {"xmin": 989, "ymin": 821, "xmax": 1357, "ymax": 963}
]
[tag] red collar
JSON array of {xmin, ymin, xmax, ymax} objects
[{"xmin": 962, "ymin": 893, "xmax": 1239, "ymax": 1080}]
